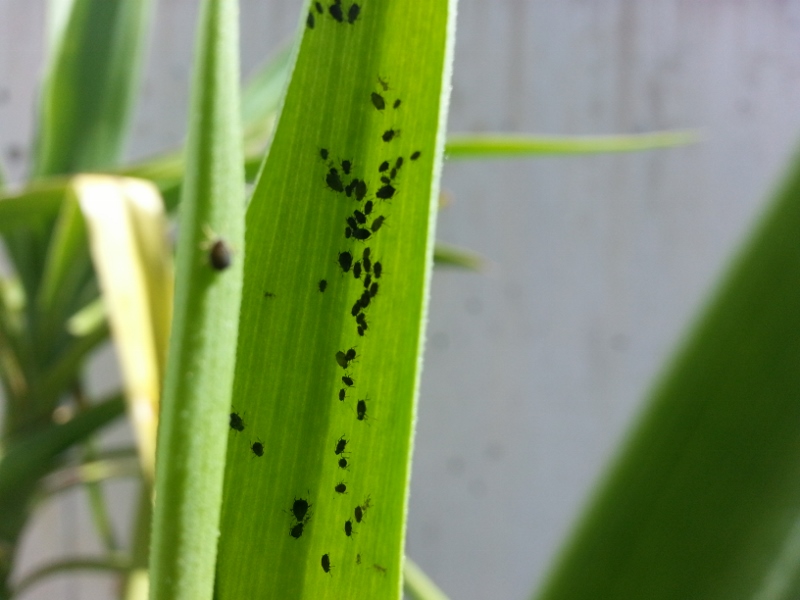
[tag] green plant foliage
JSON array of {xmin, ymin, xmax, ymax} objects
[
  {"xmin": 214, "ymin": 0, "xmax": 457, "ymax": 597},
  {"xmin": 0, "ymin": 395, "xmax": 125, "ymax": 596},
  {"xmin": 33, "ymin": 0, "xmax": 152, "ymax": 177},
  {"xmin": 147, "ymin": 0, "xmax": 244, "ymax": 597},
  {"xmin": 535, "ymin": 145, "xmax": 800, "ymax": 600}
]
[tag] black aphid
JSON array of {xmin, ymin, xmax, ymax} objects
[
  {"xmin": 335, "ymin": 482, "xmax": 347, "ymax": 494},
  {"xmin": 371, "ymin": 216, "xmax": 385, "ymax": 233},
  {"xmin": 346, "ymin": 347, "xmax": 357, "ymax": 361},
  {"xmin": 319, "ymin": 279, "xmax": 328, "ymax": 292},
  {"xmin": 373, "ymin": 261, "xmax": 382, "ymax": 278},
  {"xmin": 359, "ymin": 290, "xmax": 371, "ymax": 309},
  {"xmin": 354, "ymin": 179, "xmax": 367, "ymax": 201},
  {"xmin": 306, "ymin": 11, "xmax": 315, "ymax": 28},
  {"xmin": 363, "ymin": 247, "xmax": 371, "ymax": 260},
  {"xmin": 347, "ymin": 216, "xmax": 358, "ymax": 230},
  {"xmin": 321, "ymin": 553, "xmax": 332, "ymax": 573},
  {"xmin": 357, "ymin": 326, "xmax": 364, "ymax": 337},
  {"xmin": 395, "ymin": 156, "xmax": 404, "ymax": 169},
  {"xmin": 351, "ymin": 301, "xmax": 362, "ymax": 317},
  {"xmin": 371, "ymin": 92, "xmax": 385, "ymax": 111},
  {"xmin": 229, "ymin": 412, "xmax": 244, "ymax": 432},
  {"xmin": 353, "ymin": 261, "xmax": 362, "ymax": 278},
  {"xmin": 320, "ymin": 148, "xmax": 329, "ymax": 160},
  {"xmin": 389, "ymin": 168, "xmax": 397, "ymax": 179},
  {"xmin": 344, "ymin": 181, "xmax": 355, "ymax": 197},
  {"xmin": 335, "ymin": 351, "xmax": 349, "ymax": 369},
  {"xmin": 382, "ymin": 129, "xmax": 399, "ymax": 142},
  {"xmin": 348, "ymin": 3, "xmax": 360, "ymax": 23},
  {"xmin": 370, "ymin": 282, "xmax": 379, "ymax": 297},
  {"xmin": 339, "ymin": 456, "xmax": 349, "ymax": 470},
  {"xmin": 356, "ymin": 554, "xmax": 361, "ymax": 565},
  {"xmin": 341, "ymin": 159, "xmax": 352, "ymax": 175},
  {"xmin": 342, "ymin": 375, "xmax": 354, "ymax": 387},
  {"xmin": 377, "ymin": 75, "xmax": 390, "ymax": 91},
  {"xmin": 338, "ymin": 251, "xmax": 353, "ymax": 272},
  {"xmin": 378, "ymin": 160, "xmax": 389, "ymax": 172},
  {"xmin": 326, "ymin": 168, "xmax": 344, "ymax": 192},
  {"xmin": 315, "ymin": 1, "xmax": 324, "ymax": 13},
  {"xmin": 290, "ymin": 522, "xmax": 304, "ymax": 539},
  {"xmin": 393, "ymin": 98, "xmax": 401, "ymax": 109},
  {"xmin": 263, "ymin": 291, "xmax": 275, "ymax": 299},
  {"xmin": 363, "ymin": 274, "xmax": 372, "ymax": 288},
  {"xmin": 345, "ymin": 519, "xmax": 354, "ymax": 536},
  {"xmin": 339, "ymin": 388, "xmax": 347, "ymax": 401},
  {"xmin": 357, "ymin": 399, "xmax": 367, "ymax": 421},
  {"xmin": 356, "ymin": 312, "xmax": 367, "ymax": 325},
  {"xmin": 209, "ymin": 240, "xmax": 232, "ymax": 270},
  {"xmin": 345, "ymin": 227, "xmax": 352, "ymax": 239},
  {"xmin": 329, "ymin": 3, "xmax": 343, "ymax": 21},
  {"xmin": 364, "ymin": 200, "xmax": 373, "ymax": 215},
  {"xmin": 251, "ymin": 441, "xmax": 264, "ymax": 457},
  {"xmin": 376, "ymin": 184, "xmax": 395, "ymax": 200},
  {"xmin": 354, "ymin": 505, "xmax": 363, "ymax": 523},
  {"xmin": 353, "ymin": 228, "xmax": 371, "ymax": 241},
  {"xmin": 410, "ymin": 150, "xmax": 421, "ymax": 160},
  {"xmin": 380, "ymin": 176, "xmax": 391, "ymax": 184},
  {"xmin": 291, "ymin": 497, "xmax": 312, "ymax": 522},
  {"xmin": 354, "ymin": 209, "xmax": 366, "ymax": 224},
  {"xmin": 335, "ymin": 436, "xmax": 349, "ymax": 455}
]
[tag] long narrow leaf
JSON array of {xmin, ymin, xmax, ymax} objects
[
  {"xmin": 216, "ymin": 0, "xmax": 457, "ymax": 597},
  {"xmin": 535, "ymin": 144, "xmax": 800, "ymax": 599},
  {"xmin": 148, "ymin": 0, "xmax": 244, "ymax": 597},
  {"xmin": 33, "ymin": 0, "xmax": 152, "ymax": 177}
]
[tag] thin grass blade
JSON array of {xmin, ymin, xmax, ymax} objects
[{"xmin": 446, "ymin": 131, "xmax": 698, "ymax": 158}]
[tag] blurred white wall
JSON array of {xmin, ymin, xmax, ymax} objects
[{"xmin": 3, "ymin": 1, "xmax": 800, "ymax": 599}]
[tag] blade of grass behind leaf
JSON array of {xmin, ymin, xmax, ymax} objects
[{"xmin": 446, "ymin": 131, "xmax": 698, "ymax": 158}]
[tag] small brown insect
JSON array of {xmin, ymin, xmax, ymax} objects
[{"xmin": 209, "ymin": 240, "xmax": 232, "ymax": 270}]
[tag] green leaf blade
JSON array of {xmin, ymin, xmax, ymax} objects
[
  {"xmin": 148, "ymin": 0, "xmax": 244, "ymax": 598},
  {"xmin": 216, "ymin": 1, "xmax": 457, "ymax": 598},
  {"xmin": 535, "ymin": 145, "xmax": 800, "ymax": 599}
]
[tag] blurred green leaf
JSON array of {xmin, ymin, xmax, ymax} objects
[
  {"xmin": 215, "ymin": 0, "xmax": 456, "ymax": 597},
  {"xmin": 433, "ymin": 242, "xmax": 483, "ymax": 270},
  {"xmin": 535, "ymin": 144, "xmax": 800, "ymax": 600},
  {"xmin": 33, "ymin": 0, "xmax": 153, "ymax": 177},
  {"xmin": 0, "ymin": 394, "xmax": 125, "ymax": 594},
  {"xmin": 446, "ymin": 131, "xmax": 698, "ymax": 158}
]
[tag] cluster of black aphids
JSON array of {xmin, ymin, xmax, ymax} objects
[
  {"xmin": 288, "ymin": 497, "xmax": 312, "ymax": 539},
  {"xmin": 307, "ymin": 1, "xmax": 360, "ymax": 29}
]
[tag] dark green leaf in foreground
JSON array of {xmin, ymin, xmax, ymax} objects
[
  {"xmin": 216, "ymin": 1, "xmax": 457, "ymax": 598},
  {"xmin": 535, "ymin": 145, "xmax": 800, "ymax": 600}
]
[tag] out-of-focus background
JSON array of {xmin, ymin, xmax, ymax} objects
[{"xmin": 2, "ymin": 1, "xmax": 800, "ymax": 598}]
